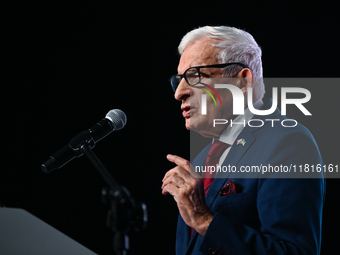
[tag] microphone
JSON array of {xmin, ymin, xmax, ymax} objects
[{"xmin": 41, "ymin": 109, "xmax": 127, "ymax": 174}]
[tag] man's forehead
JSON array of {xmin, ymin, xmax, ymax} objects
[{"xmin": 178, "ymin": 38, "xmax": 220, "ymax": 73}]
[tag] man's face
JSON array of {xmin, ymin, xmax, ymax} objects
[{"xmin": 175, "ymin": 38, "xmax": 235, "ymax": 138}]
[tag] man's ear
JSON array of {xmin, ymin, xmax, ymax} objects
[{"xmin": 235, "ymin": 68, "xmax": 254, "ymax": 94}]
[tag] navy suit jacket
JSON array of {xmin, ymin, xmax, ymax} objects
[{"xmin": 176, "ymin": 98, "xmax": 325, "ymax": 255}]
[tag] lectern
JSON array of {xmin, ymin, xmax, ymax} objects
[{"xmin": 0, "ymin": 208, "xmax": 97, "ymax": 255}]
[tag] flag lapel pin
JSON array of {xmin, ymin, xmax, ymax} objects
[{"xmin": 237, "ymin": 138, "xmax": 246, "ymax": 146}]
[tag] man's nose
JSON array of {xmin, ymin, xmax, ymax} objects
[{"xmin": 174, "ymin": 79, "xmax": 191, "ymax": 101}]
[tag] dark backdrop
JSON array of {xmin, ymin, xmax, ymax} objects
[{"xmin": 2, "ymin": 1, "xmax": 339, "ymax": 254}]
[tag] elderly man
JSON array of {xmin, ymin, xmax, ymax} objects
[{"xmin": 161, "ymin": 26, "xmax": 325, "ymax": 255}]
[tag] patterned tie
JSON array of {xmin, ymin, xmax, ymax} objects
[{"xmin": 202, "ymin": 141, "xmax": 229, "ymax": 195}]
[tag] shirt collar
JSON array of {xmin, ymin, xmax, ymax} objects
[{"xmin": 213, "ymin": 99, "xmax": 264, "ymax": 145}]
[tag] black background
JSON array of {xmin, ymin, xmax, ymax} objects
[{"xmin": 2, "ymin": 1, "xmax": 339, "ymax": 254}]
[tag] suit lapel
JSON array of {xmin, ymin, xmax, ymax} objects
[
  {"xmin": 186, "ymin": 129, "xmax": 257, "ymax": 253},
  {"xmin": 204, "ymin": 98, "xmax": 281, "ymax": 210},
  {"xmin": 205, "ymin": 127, "xmax": 256, "ymax": 208},
  {"xmin": 176, "ymin": 215, "xmax": 191, "ymax": 254},
  {"xmin": 202, "ymin": 99, "xmax": 280, "ymax": 214},
  {"xmin": 185, "ymin": 99, "xmax": 281, "ymax": 253}
]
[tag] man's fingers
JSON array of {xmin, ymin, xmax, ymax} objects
[
  {"xmin": 161, "ymin": 182, "xmax": 178, "ymax": 197},
  {"xmin": 162, "ymin": 184, "xmax": 180, "ymax": 202},
  {"xmin": 164, "ymin": 154, "xmax": 201, "ymax": 184},
  {"xmin": 167, "ymin": 154, "xmax": 193, "ymax": 172},
  {"xmin": 163, "ymin": 166, "xmax": 193, "ymax": 185},
  {"xmin": 162, "ymin": 174, "xmax": 184, "ymax": 190}
]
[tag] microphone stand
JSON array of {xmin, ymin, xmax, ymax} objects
[{"xmin": 79, "ymin": 143, "xmax": 147, "ymax": 255}]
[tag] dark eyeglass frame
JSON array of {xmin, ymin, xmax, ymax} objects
[{"xmin": 169, "ymin": 62, "xmax": 252, "ymax": 92}]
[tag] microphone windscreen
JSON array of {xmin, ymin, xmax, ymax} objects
[{"xmin": 106, "ymin": 109, "xmax": 127, "ymax": 130}]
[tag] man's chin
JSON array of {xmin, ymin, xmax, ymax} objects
[{"xmin": 185, "ymin": 118, "xmax": 190, "ymax": 130}]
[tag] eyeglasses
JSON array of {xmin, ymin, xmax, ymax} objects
[{"xmin": 169, "ymin": 62, "xmax": 251, "ymax": 92}]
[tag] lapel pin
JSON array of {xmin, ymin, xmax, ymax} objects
[{"xmin": 237, "ymin": 138, "xmax": 246, "ymax": 146}]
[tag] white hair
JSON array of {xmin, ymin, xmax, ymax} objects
[{"xmin": 178, "ymin": 26, "xmax": 265, "ymax": 99}]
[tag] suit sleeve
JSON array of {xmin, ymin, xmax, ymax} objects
[{"xmin": 198, "ymin": 129, "xmax": 326, "ymax": 255}]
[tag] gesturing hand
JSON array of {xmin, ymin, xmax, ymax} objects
[{"xmin": 161, "ymin": 154, "xmax": 214, "ymax": 236}]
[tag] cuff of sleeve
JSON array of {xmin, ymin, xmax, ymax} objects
[{"xmin": 199, "ymin": 213, "xmax": 233, "ymax": 254}]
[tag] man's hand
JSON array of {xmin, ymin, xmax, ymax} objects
[{"xmin": 161, "ymin": 154, "xmax": 214, "ymax": 236}]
